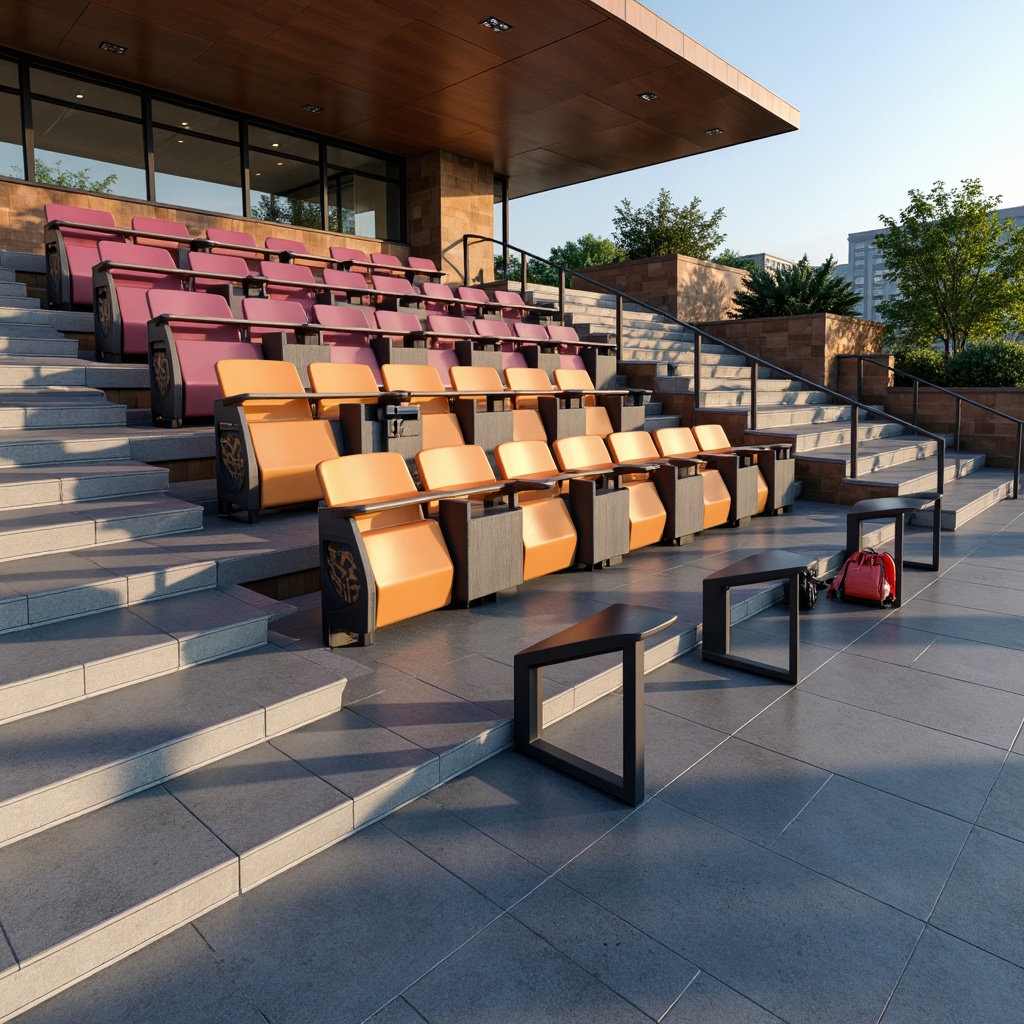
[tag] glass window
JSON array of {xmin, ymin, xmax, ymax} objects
[
  {"xmin": 250, "ymin": 149, "xmax": 322, "ymax": 228},
  {"xmin": 249, "ymin": 125, "xmax": 318, "ymax": 162},
  {"xmin": 31, "ymin": 68, "xmax": 140, "ymax": 118},
  {"xmin": 326, "ymin": 144, "xmax": 397, "ymax": 179},
  {"xmin": 153, "ymin": 127, "xmax": 242, "ymax": 214},
  {"xmin": 152, "ymin": 100, "xmax": 238, "ymax": 143},
  {"xmin": 31, "ymin": 98, "xmax": 145, "ymax": 198},
  {"xmin": 326, "ymin": 171, "xmax": 401, "ymax": 240},
  {"xmin": 0, "ymin": 90, "xmax": 24, "ymax": 179},
  {"xmin": 0, "ymin": 57, "xmax": 18, "ymax": 89}
]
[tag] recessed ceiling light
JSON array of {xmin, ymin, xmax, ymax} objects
[
  {"xmin": 255, "ymin": 172, "xmax": 261, "ymax": 177},
  {"xmin": 480, "ymin": 16, "xmax": 511, "ymax": 32},
  {"xmin": 75, "ymin": 93, "xmax": 84, "ymax": 99},
  {"xmin": 177, "ymin": 138, "xmax": 184, "ymax": 143},
  {"xmin": 301, "ymin": 104, "xmax": 324, "ymax": 114},
  {"xmin": 704, "ymin": 127, "xmax": 724, "ymax": 136},
  {"xmin": 276, "ymin": 161, "xmax": 283, "ymax": 166},
  {"xmin": 180, "ymin": 121, "xmax": 189, "ymax": 127},
  {"xmin": 638, "ymin": 91, "xmax": 658, "ymax": 102},
  {"xmin": 271, "ymin": 143, "xmax": 279, "ymax": 148},
  {"xmin": 99, "ymin": 41, "xmax": 126, "ymax": 54}
]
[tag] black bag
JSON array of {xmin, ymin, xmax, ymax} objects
[{"xmin": 783, "ymin": 568, "xmax": 827, "ymax": 610}]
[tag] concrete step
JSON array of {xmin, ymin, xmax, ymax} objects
[
  {"xmin": 797, "ymin": 433, "xmax": 951, "ymax": 475},
  {"xmin": 0, "ymin": 460, "xmax": 169, "ymax": 511},
  {"xmin": 642, "ymin": 413, "xmax": 681, "ymax": 431},
  {"xmin": 0, "ymin": 494, "xmax": 202, "ymax": 561},
  {"xmin": 0, "ymin": 283, "xmax": 28, "ymax": 298},
  {"xmin": 0, "ymin": 358, "xmax": 148, "ymax": 390},
  {"xmin": 0, "ymin": 297, "xmax": 41, "ymax": 310},
  {"xmin": 0, "ymin": 252, "xmax": 45, "ymax": 274},
  {"xmin": 0, "ymin": 423, "xmax": 212, "ymax": 467},
  {"xmin": 0, "ymin": 336, "xmax": 80, "ymax": 357},
  {"xmin": 841, "ymin": 450, "xmax": 987, "ymax": 494},
  {"xmin": 0, "ymin": 636, "xmax": 346, "ymax": 849},
  {"xmin": 0, "ymin": 390, "xmax": 126, "ymax": 430},
  {"xmin": 911, "ymin": 468, "xmax": 1016, "ymax": 529},
  {"xmin": 0, "ymin": 307, "xmax": 92, "ymax": 331},
  {"xmin": 751, "ymin": 419, "xmax": 908, "ymax": 453}
]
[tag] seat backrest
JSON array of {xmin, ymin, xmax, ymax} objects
[
  {"xmin": 495, "ymin": 439, "xmax": 559, "ymax": 479},
  {"xmin": 97, "ymin": 239, "xmax": 179, "ymax": 287},
  {"xmin": 493, "ymin": 290, "xmax": 526, "ymax": 319},
  {"xmin": 372, "ymin": 274, "xmax": 417, "ymax": 296},
  {"xmin": 505, "ymin": 367, "xmax": 552, "ymax": 391},
  {"xmin": 552, "ymin": 434, "xmax": 613, "ymax": 472},
  {"xmin": 584, "ymin": 405, "xmax": 614, "ymax": 437},
  {"xmin": 607, "ymin": 430, "xmax": 659, "ymax": 463},
  {"xmin": 241, "ymin": 297, "xmax": 308, "ymax": 326},
  {"xmin": 407, "ymin": 256, "xmax": 439, "ymax": 274},
  {"xmin": 381, "ymin": 363, "xmax": 448, "ymax": 413},
  {"xmin": 265, "ymin": 237, "xmax": 310, "ymax": 255},
  {"xmin": 473, "ymin": 318, "xmax": 514, "ymax": 340},
  {"xmin": 375, "ymin": 310, "xmax": 422, "ymax": 336},
  {"xmin": 215, "ymin": 358, "xmax": 311, "ymax": 421},
  {"xmin": 513, "ymin": 321, "xmax": 548, "ymax": 343},
  {"xmin": 312, "ymin": 303, "xmax": 376, "ymax": 332},
  {"xmin": 692, "ymin": 423, "xmax": 733, "ymax": 453},
  {"xmin": 44, "ymin": 203, "xmax": 118, "ymax": 244},
  {"xmin": 416, "ymin": 444, "xmax": 496, "ymax": 492},
  {"xmin": 188, "ymin": 251, "xmax": 252, "ymax": 282},
  {"xmin": 322, "ymin": 268, "xmax": 370, "ymax": 294},
  {"xmin": 147, "ymin": 290, "xmax": 239, "ymax": 343},
  {"xmin": 546, "ymin": 324, "xmax": 580, "ymax": 345},
  {"xmin": 426, "ymin": 314, "xmax": 473, "ymax": 337},
  {"xmin": 330, "ymin": 246, "xmax": 369, "ymax": 265},
  {"xmin": 553, "ymin": 368, "xmax": 595, "ymax": 391},
  {"xmin": 370, "ymin": 252, "xmax": 405, "ymax": 270},
  {"xmin": 307, "ymin": 361, "xmax": 380, "ymax": 413},
  {"xmin": 259, "ymin": 261, "xmax": 316, "ymax": 287},
  {"xmin": 317, "ymin": 452, "xmax": 423, "ymax": 531},
  {"xmin": 206, "ymin": 227, "xmax": 256, "ymax": 250},
  {"xmin": 450, "ymin": 365, "xmax": 504, "ymax": 392},
  {"xmin": 421, "ymin": 282, "xmax": 454, "ymax": 301},
  {"xmin": 456, "ymin": 286, "xmax": 489, "ymax": 304},
  {"xmin": 132, "ymin": 216, "xmax": 190, "ymax": 253},
  {"xmin": 653, "ymin": 426, "xmax": 699, "ymax": 459}
]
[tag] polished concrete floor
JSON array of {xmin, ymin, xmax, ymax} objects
[{"xmin": 20, "ymin": 499, "xmax": 1024, "ymax": 1024}]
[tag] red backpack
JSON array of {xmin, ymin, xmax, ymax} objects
[{"xmin": 828, "ymin": 549, "xmax": 896, "ymax": 607}]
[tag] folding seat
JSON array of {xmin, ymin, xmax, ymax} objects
[
  {"xmin": 258, "ymin": 261, "xmax": 320, "ymax": 313},
  {"xmin": 264, "ymin": 237, "xmax": 333, "ymax": 275},
  {"xmin": 310, "ymin": 304, "xmax": 384, "ymax": 384},
  {"xmin": 240, "ymin": 296, "xmax": 326, "ymax": 378},
  {"xmin": 492, "ymin": 290, "xmax": 553, "ymax": 321},
  {"xmin": 407, "ymin": 255, "xmax": 444, "ymax": 283},
  {"xmin": 370, "ymin": 274, "xmax": 423, "ymax": 311},
  {"xmin": 203, "ymin": 228, "xmax": 271, "ymax": 269},
  {"xmin": 214, "ymin": 359, "xmax": 340, "ymax": 521},
  {"xmin": 452, "ymin": 365, "xmax": 545, "ymax": 445},
  {"xmin": 369, "ymin": 252, "xmax": 412, "ymax": 278},
  {"xmin": 553, "ymin": 367, "xmax": 647, "ymax": 433},
  {"xmin": 380, "ymin": 363, "xmax": 464, "ymax": 450},
  {"xmin": 691, "ymin": 423, "xmax": 796, "ymax": 516},
  {"xmin": 552, "ymin": 434, "xmax": 667, "ymax": 552},
  {"xmin": 505, "ymin": 366, "xmax": 585, "ymax": 441},
  {"xmin": 654, "ymin": 426, "xmax": 758, "ymax": 527},
  {"xmin": 329, "ymin": 246, "xmax": 375, "ymax": 277},
  {"xmin": 44, "ymin": 203, "xmax": 122, "ymax": 309},
  {"xmin": 374, "ymin": 309, "xmax": 431, "ymax": 368},
  {"xmin": 147, "ymin": 291, "xmax": 261, "ymax": 426},
  {"xmin": 438, "ymin": 363, "xmax": 514, "ymax": 455},
  {"xmin": 545, "ymin": 324, "xmax": 587, "ymax": 370},
  {"xmin": 188, "ymin": 252, "xmax": 266, "ymax": 314},
  {"xmin": 456, "ymin": 285, "xmax": 504, "ymax": 319},
  {"xmin": 92, "ymin": 241, "xmax": 185, "ymax": 361},
  {"xmin": 496, "ymin": 439, "xmax": 628, "ymax": 570},
  {"xmin": 307, "ymin": 361, "xmax": 420, "ymax": 459},
  {"xmin": 131, "ymin": 216, "xmax": 192, "ymax": 264},
  {"xmin": 317, "ymin": 452, "xmax": 455, "ymax": 646},
  {"xmin": 605, "ymin": 430, "xmax": 704, "ymax": 544},
  {"xmin": 321, "ymin": 268, "xmax": 378, "ymax": 305},
  {"xmin": 421, "ymin": 281, "xmax": 457, "ymax": 313}
]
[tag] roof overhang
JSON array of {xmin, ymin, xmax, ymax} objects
[{"xmin": 2, "ymin": 0, "xmax": 800, "ymax": 199}]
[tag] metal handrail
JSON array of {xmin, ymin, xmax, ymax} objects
[
  {"xmin": 464, "ymin": 233, "xmax": 947, "ymax": 498},
  {"xmin": 854, "ymin": 355, "xmax": 1021, "ymax": 499}
]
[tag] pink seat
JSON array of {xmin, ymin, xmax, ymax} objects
[
  {"xmin": 258, "ymin": 261, "xmax": 319, "ymax": 313},
  {"xmin": 546, "ymin": 324, "xmax": 584, "ymax": 368},
  {"xmin": 131, "ymin": 216, "xmax": 191, "ymax": 257},
  {"xmin": 264, "ymin": 237, "xmax": 310, "ymax": 256},
  {"xmin": 493, "ymin": 290, "xmax": 528, "ymax": 320},
  {"xmin": 147, "ymin": 292, "xmax": 260, "ymax": 422},
  {"xmin": 312, "ymin": 304, "xmax": 383, "ymax": 385},
  {"xmin": 241, "ymin": 297, "xmax": 309, "ymax": 343},
  {"xmin": 425, "ymin": 314, "xmax": 474, "ymax": 338},
  {"xmin": 502, "ymin": 349, "xmax": 529, "ymax": 371},
  {"xmin": 375, "ymin": 310, "xmax": 422, "ymax": 338},
  {"xmin": 407, "ymin": 255, "xmax": 442, "ymax": 280},
  {"xmin": 428, "ymin": 347, "xmax": 460, "ymax": 380},
  {"xmin": 330, "ymin": 246, "xmax": 372, "ymax": 275},
  {"xmin": 455, "ymin": 286, "xmax": 494, "ymax": 317},
  {"xmin": 44, "ymin": 203, "xmax": 121, "ymax": 308},
  {"xmin": 371, "ymin": 274, "xmax": 420, "ymax": 309},
  {"xmin": 473, "ymin": 318, "xmax": 515, "ymax": 344},
  {"xmin": 421, "ymin": 281, "xmax": 456, "ymax": 313},
  {"xmin": 369, "ymin": 252, "xmax": 408, "ymax": 276},
  {"xmin": 94, "ymin": 240, "xmax": 183, "ymax": 358},
  {"xmin": 513, "ymin": 321, "xmax": 548, "ymax": 343},
  {"xmin": 205, "ymin": 228, "xmax": 264, "ymax": 269},
  {"xmin": 188, "ymin": 252, "xmax": 255, "ymax": 293},
  {"xmin": 321, "ymin": 268, "xmax": 374, "ymax": 304}
]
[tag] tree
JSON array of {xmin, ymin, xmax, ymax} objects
[
  {"xmin": 251, "ymin": 193, "xmax": 325, "ymax": 230},
  {"xmin": 31, "ymin": 158, "xmax": 117, "ymax": 194},
  {"xmin": 713, "ymin": 248, "xmax": 757, "ymax": 272},
  {"xmin": 729, "ymin": 255, "xmax": 861, "ymax": 319},
  {"xmin": 493, "ymin": 233, "xmax": 624, "ymax": 286},
  {"xmin": 611, "ymin": 188, "xmax": 725, "ymax": 261},
  {"xmin": 875, "ymin": 179, "xmax": 1024, "ymax": 355}
]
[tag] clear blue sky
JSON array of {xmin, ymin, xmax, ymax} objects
[{"xmin": 508, "ymin": 0, "xmax": 1024, "ymax": 265}]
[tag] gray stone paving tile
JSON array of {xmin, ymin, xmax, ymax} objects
[
  {"xmin": 0, "ymin": 928, "xmax": 13, "ymax": 978},
  {"xmin": 378, "ymin": 633, "xmax": 474, "ymax": 678},
  {"xmin": 881, "ymin": 926, "xmax": 1024, "ymax": 1024},
  {"xmin": 738, "ymin": 690, "xmax": 1006, "ymax": 821},
  {"xmin": 919, "ymin": 576, "xmax": 1024, "ymax": 618},
  {"xmin": 403, "ymin": 914, "xmax": 650, "ymax": 1024},
  {"xmin": 194, "ymin": 824, "xmax": 503, "ymax": 1024},
  {"xmin": 657, "ymin": 737, "xmax": 830, "ymax": 846},
  {"xmin": 542, "ymin": 692, "xmax": 728, "ymax": 794},
  {"xmin": 930, "ymin": 826, "xmax": 1024, "ymax": 968},
  {"xmin": 11, "ymin": 925, "xmax": 264, "ymax": 1024},
  {"xmin": 509, "ymin": 877, "xmax": 699, "ymax": 1020},
  {"xmin": 0, "ymin": 788, "xmax": 234, "ymax": 964},
  {"xmin": 771, "ymin": 775, "xmax": 970, "ymax": 919},
  {"xmin": 413, "ymin": 652, "xmax": 527, "ymax": 718},
  {"xmin": 738, "ymin": 598, "xmax": 887, "ymax": 651},
  {"xmin": 663, "ymin": 972, "xmax": 787, "ymax": 1023},
  {"xmin": 910, "ymin": 632, "xmax": 1024, "ymax": 695},
  {"xmin": 975, "ymin": 752, "xmax": 1024, "ymax": 843},
  {"xmin": 841, "ymin": 620, "xmax": 940, "ymax": 667},
  {"xmin": 643, "ymin": 648, "xmax": 794, "ymax": 735},
  {"xmin": 383, "ymin": 794, "xmax": 548, "ymax": 909},
  {"xmin": 888, "ymin": 598, "xmax": 1024, "ymax": 651},
  {"xmin": 801, "ymin": 651, "xmax": 1024, "ymax": 749},
  {"xmin": 365, "ymin": 997, "xmax": 430, "ymax": 1023},
  {"xmin": 943, "ymin": 559, "xmax": 1024, "ymax": 592},
  {"xmin": 426, "ymin": 751, "xmax": 632, "ymax": 874},
  {"xmin": 559, "ymin": 798, "xmax": 922, "ymax": 1024},
  {"xmin": 725, "ymin": 623, "xmax": 837, "ymax": 678}
]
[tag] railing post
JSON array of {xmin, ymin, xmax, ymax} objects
[
  {"xmin": 936, "ymin": 436, "xmax": 945, "ymax": 498},
  {"xmin": 749, "ymin": 358, "xmax": 758, "ymax": 430},
  {"xmin": 856, "ymin": 357, "xmax": 863, "ymax": 405},
  {"xmin": 912, "ymin": 380, "xmax": 919, "ymax": 427},
  {"xmin": 521, "ymin": 252, "xmax": 528, "ymax": 294},
  {"xmin": 693, "ymin": 332, "xmax": 702, "ymax": 408},
  {"xmin": 462, "ymin": 235, "xmax": 470, "ymax": 287},
  {"xmin": 954, "ymin": 397, "xmax": 962, "ymax": 452},
  {"xmin": 850, "ymin": 405, "xmax": 860, "ymax": 479},
  {"xmin": 1016, "ymin": 423, "xmax": 1022, "ymax": 500},
  {"xmin": 558, "ymin": 269, "xmax": 566, "ymax": 327},
  {"xmin": 615, "ymin": 294, "xmax": 623, "ymax": 359}
]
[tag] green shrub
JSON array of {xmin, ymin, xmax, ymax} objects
[
  {"xmin": 946, "ymin": 340, "xmax": 1024, "ymax": 387},
  {"xmin": 892, "ymin": 347, "xmax": 948, "ymax": 386}
]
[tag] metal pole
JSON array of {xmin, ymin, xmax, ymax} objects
[
  {"xmin": 462, "ymin": 235, "xmax": 469, "ymax": 288},
  {"xmin": 693, "ymin": 333, "xmax": 702, "ymax": 408},
  {"xmin": 615, "ymin": 294, "xmax": 623, "ymax": 359},
  {"xmin": 749, "ymin": 358, "xmax": 758, "ymax": 430},
  {"xmin": 954, "ymin": 398, "xmax": 962, "ymax": 452},
  {"xmin": 521, "ymin": 252, "xmax": 528, "ymax": 293},
  {"xmin": 850, "ymin": 406, "xmax": 860, "ymax": 479},
  {"xmin": 558, "ymin": 269, "xmax": 566, "ymax": 326},
  {"xmin": 1016, "ymin": 423, "xmax": 1022, "ymax": 500},
  {"xmin": 912, "ymin": 380, "xmax": 919, "ymax": 427},
  {"xmin": 856, "ymin": 357, "xmax": 863, "ymax": 404}
]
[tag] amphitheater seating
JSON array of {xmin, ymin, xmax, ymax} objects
[
  {"xmin": 421, "ymin": 282, "xmax": 457, "ymax": 313},
  {"xmin": 655, "ymin": 425, "xmax": 760, "ymax": 526},
  {"xmin": 187, "ymin": 251, "xmax": 265, "ymax": 313},
  {"xmin": 407, "ymin": 255, "xmax": 444, "ymax": 281},
  {"xmin": 131, "ymin": 216, "xmax": 192, "ymax": 261},
  {"xmin": 263, "ymin": 237, "xmax": 331, "ymax": 269},
  {"xmin": 505, "ymin": 365, "xmax": 586, "ymax": 441},
  {"xmin": 321, "ymin": 268, "xmax": 382, "ymax": 305},
  {"xmin": 380, "ymin": 363, "xmax": 464, "ymax": 449},
  {"xmin": 370, "ymin": 274, "xmax": 423, "ymax": 311},
  {"xmin": 147, "ymin": 291, "xmax": 261, "ymax": 426},
  {"xmin": 456, "ymin": 286, "xmax": 505, "ymax": 318},
  {"xmin": 650, "ymin": 427, "xmax": 733, "ymax": 530},
  {"xmin": 44, "ymin": 203, "xmax": 122, "ymax": 308},
  {"xmin": 214, "ymin": 359, "xmax": 340, "ymax": 520},
  {"xmin": 688, "ymin": 421, "xmax": 798, "ymax": 516},
  {"xmin": 203, "ymin": 228, "xmax": 273, "ymax": 268},
  {"xmin": 492, "ymin": 290, "xmax": 552, "ymax": 320},
  {"xmin": 92, "ymin": 241, "xmax": 185, "ymax": 360},
  {"xmin": 258, "ymin": 261, "xmax": 321, "ymax": 313},
  {"xmin": 552, "ymin": 434, "xmax": 666, "ymax": 552},
  {"xmin": 317, "ymin": 452, "xmax": 455, "ymax": 646},
  {"xmin": 310, "ymin": 304, "xmax": 385, "ymax": 383},
  {"xmin": 553, "ymin": 367, "xmax": 646, "ymax": 433},
  {"xmin": 329, "ymin": 246, "xmax": 375, "ymax": 276},
  {"xmin": 605, "ymin": 430, "xmax": 704, "ymax": 544}
]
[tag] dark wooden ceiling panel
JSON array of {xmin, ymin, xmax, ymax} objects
[{"xmin": 0, "ymin": 0, "xmax": 800, "ymax": 199}]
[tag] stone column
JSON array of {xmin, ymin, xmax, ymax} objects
[{"xmin": 406, "ymin": 151, "xmax": 495, "ymax": 286}]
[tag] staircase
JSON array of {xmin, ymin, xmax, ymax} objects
[{"xmin": 527, "ymin": 283, "xmax": 1015, "ymax": 530}]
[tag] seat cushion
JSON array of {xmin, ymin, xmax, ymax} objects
[
  {"xmin": 700, "ymin": 468, "xmax": 732, "ymax": 529},
  {"xmin": 177, "ymin": 340, "xmax": 261, "ymax": 419},
  {"xmin": 248, "ymin": 419, "xmax": 339, "ymax": 508},
  {"xmin": 521, "ymin": 499, "xmax": 576, "ymax": 580},
  {"xmin": 624, "ymin": 480, "xmax": 667, "ymax": 550}
]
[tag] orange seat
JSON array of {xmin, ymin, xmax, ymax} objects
[
  {"xmin": 552, "ymin": 434, "xmax": 666, "ymax": 551},
  {"xmin": 381, "ymin": 363, "xmax": 464, "ymax": 449},
  {"xmin": 317, "ymin": 453, "xmax": 453, "ymax": 642},
  {"xmin": 307, "ymin": 362, "xmax": 381, "ymax": 419},
  {"xmin": 215, "ymin": 359, "xmax": 338, "ymax": 516},
  {"xmin": 651, "ymin": 427, "xmax": 732, "ymax": 530},
  {"xmin": 692, "ymin": 423, "xmax": 769, "ymax": 514}
]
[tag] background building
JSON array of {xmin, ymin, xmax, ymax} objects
[{"xmin": 736, "ymin": 252, "xmax": 797, "ymax": 274}]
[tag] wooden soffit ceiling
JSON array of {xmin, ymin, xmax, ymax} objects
[{"xmin": 1, "ymin": 0, "xmax": 800, "ymax": 198}]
